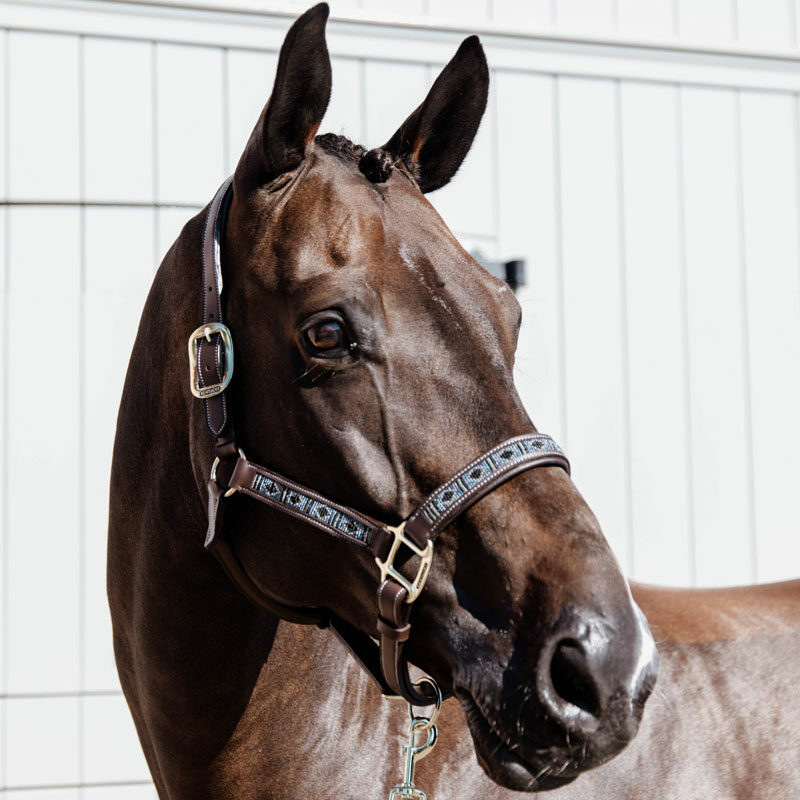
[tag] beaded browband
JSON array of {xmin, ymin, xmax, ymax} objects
[{"xmin": 192, "ymin": 177, "xmax": 571, "ymax": 705}]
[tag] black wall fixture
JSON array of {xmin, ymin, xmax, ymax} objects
[{"xmin": 470, "ymin": 250, "xmax": 526, "ymax": 292}]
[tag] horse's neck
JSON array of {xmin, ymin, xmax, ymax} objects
[
  {"xmin": 108, "ymin": 224, "xmax": 272, "ymax": 795},
  {"xmin": 210, "ymin": 622, "xmax": 404, "ymax": 797},
  {"xmin": 109, "ymin": 468, "xmax": 280, "ymax": 796}
]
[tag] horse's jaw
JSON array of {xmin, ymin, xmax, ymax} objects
[{"xmin": 457, "ymin": 688, "xmax": 578, "ymax": 792}]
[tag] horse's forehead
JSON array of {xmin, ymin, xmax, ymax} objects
[
  {"xmin": 267, "ymin": 157, "xmax": 508, "ymax": 330},
  {"xmin": 279, "ymin": 161, "xmax": 441, "ymax": 267}
]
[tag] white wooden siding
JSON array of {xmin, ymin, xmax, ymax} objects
[{"xmin": 1, "ymin": 0, "xmax": 800, "ymax": 795}]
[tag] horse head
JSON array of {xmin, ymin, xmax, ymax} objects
[{"xmin": 205, "ymin": 3, "xmax": 658, "ymax": 791}]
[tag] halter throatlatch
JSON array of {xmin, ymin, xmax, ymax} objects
[{"xmin": 193, "ymin": 177, "xmax": 571, "ymax": 706}]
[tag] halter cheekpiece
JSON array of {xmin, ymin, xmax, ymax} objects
[{"xmin": 191, "ymin": 176, "xmax": 571, "ymax": 706}]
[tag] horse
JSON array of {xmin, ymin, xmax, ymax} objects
[{"xmin": 107, "ymin": 4, "xmax": 800, "ymax": 798}]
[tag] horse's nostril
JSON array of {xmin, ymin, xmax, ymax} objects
[{"xmin": 550, "ymin": 639, "xmax": 602, "ymax": 719}]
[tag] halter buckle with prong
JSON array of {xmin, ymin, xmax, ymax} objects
[{"xmin": 187, "ymin": 322, "xmax": 234, "ymax": 399}]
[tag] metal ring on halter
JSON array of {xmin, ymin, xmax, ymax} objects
[
  {"xmin": 407, "ymin": 676, "xmax": 442, "ymax": 731},
  {"xmin": 210, "ymin": 449, "xmax": 246, "ymax": 498}
]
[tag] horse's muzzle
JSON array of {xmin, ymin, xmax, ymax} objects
[
  {"xmin": 535, "ymin": 603, "xmax": 659, "ymax": 740},
  {"xmin": 457, "ymin": 603, "xmax": 659, "ymax": 791}
]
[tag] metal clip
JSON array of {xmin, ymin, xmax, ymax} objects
[
  {"xmin": 406, "ymin": 676, "xmax": 442, "ymax": 733},
  {"xmin": 210, "ymin": 448, "xmax": 246, "ymax": 498},
  {"xmin": 389, "ymin": 716, "xmax": 438, "ymax": 800}
]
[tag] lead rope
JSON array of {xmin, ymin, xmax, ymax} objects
[{"xmin": 389, "ymin": 677, "xmax": 442, "ymax": 800}]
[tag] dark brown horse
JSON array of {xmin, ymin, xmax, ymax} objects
[{"xmin": 108, "ymin": 5, "xmax": 799, "ymax": 798}]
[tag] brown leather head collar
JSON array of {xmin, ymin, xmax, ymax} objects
[{"xmin": 192, "ymin": 177, "xmax": 570, "ymax": 705}]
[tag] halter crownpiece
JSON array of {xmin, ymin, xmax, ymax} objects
[{"xmin": 193, "ymin": 177, "xmax": 571, "ymax": 706}]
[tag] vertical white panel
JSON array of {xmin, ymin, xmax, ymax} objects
[
  {"xmin": 83, "ymin": 787, "xmax": 158, "ymax": 800},
  {"xmin": 5, "ymin": 792, "xmax": 80, "ymax": 800},
  {"xmin": 84, "ymin": 38, "xmax": 153, "ymax": 202},
  {"xmin": 158, "ymin": 208, "xmax": 194, "ymax": 265},
  {"xmin": 7, "ymin": 208, "xmax": 81, "ymax": 692},
  {"xmin": 427, "ymin": 71, "xmax": 496, "ymax": 238},
  {"xmin": 83, "ymin": 208, "xmax": 154, "ymax": 692},
  {"xmin": 739, "ymin": 91, "xmax": 800, "ymax": 583},
  {"xmin": 680, "ymin": 87, "xmax": 752, "ymax": 586},
  {"xmin": 0, "ymin": 210, "xmax": 6, "ymax": 695},
  {"xmin": 5, "ymin": 697, "xmax": 80, "ymax": 786},
  {"xmin": 226, "ymin": 49, "xmax": 278, "ymax": 174},
  {"xmin": 736, "ymin": 0, "xmax": 793, "ymax": 47},
  {"xmin": 428, "ymin": 0, "xmax": 489, "ymax": 20},
  {"xmin": 8, "ymin": 32, "xmax": 79, "ymax": 200},
  {"xmin": 82, "ymin": 695, "xmax": 151, "ymax": 783},
  {"xmin": 493, "ymin": 0, "xmax": 553, "ymax": 27},
  {"xmin": 157, "ymin": 44, "xmax": 225, "ymax": 205},
  {"xmin": 557, "ymin": 78, "xmax": 629, "ymax": 571},
  {"xmin": 0, "ymin": 32, "xmax": 6, "ymax": 201},
  {"xmin": 618, "ymin": 0, "xmax": 675, "ymax": 36},
  {"xmin": 556, "ymin": 0, "xmax": 616, "ymax": 32},
  {"xmin": 363, "ymin": 60, "xmax": 427, "ymax": 148},
  {"xmin": 796, "ymin": 0, "xmax": 800, "ymax": 48},
  {"xmin": 0, "ymin": 698, "xmax": 5, "ymax": 789},
  {"xmin": 676, "ymin": 0, "xmax": 735, "ymax": 41},
  {"xmin": 325, "ymin": 0, "xmax": 362, "ymax": 15},
  {"xmin": 620, "ymin": 82, "xmax": 692, "ymax": 586},
  {"xmin": 322, "ymin": 57, "xmax": 364, "ymax": 142},
  {"xmin": 496, "ymin": 72, "xmax": 564, "ymax": 440},
  {"xmin": 361, "ymin": 0, "xmax": 425, "ymax": 17}
]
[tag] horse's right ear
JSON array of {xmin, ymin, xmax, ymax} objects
[
  {"xmin": 374, "ymin": 36, "xmax": 489, "ymax": 193},
  {"xmin": 234, "ymin": 3, "xmax": 332, "ymax": 194}
]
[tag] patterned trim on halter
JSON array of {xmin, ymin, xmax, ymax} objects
[
  {"xmin": 421, "ymin": 435, "xmax": 566, "ymax": 524},
  {"xmin": 251, "ymin": 474, "xmax": 372, "ymax": 543}
]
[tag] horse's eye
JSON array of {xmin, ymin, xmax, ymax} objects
[{"xmin": 304, "ymin": 320, "xmax": 347, "ymax": 354}]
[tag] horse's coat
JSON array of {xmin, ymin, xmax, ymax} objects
[
  {"xmin": 108, "ymin": 4, "xmax": 799, "ymax": 798},
  {"xmin": 201, "ymin": 585, "xmax": 800, "ymax": 799}
]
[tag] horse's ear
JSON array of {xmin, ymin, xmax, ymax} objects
[
  {"xmin": 379, "ymin": 36, "xmax": 489, "ymax": 194},
  {"xmin": 234, "ymin": 3, "xmax": 332, "ymax": 194}
]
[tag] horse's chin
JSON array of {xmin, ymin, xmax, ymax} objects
[{"xmin": 457, "ymin": 689, "xmax": 580, "ymax": 793}]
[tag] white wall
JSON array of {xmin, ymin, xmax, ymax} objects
[{"xmin": 1, "ymin": 0, "xmax": 799, "ymax": 795}]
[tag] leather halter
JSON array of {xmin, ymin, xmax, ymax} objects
[{"xmin": 191, "ymin": 177, "xmax": 571, "ymax": 705}]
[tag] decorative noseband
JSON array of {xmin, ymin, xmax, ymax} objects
[{"xmin": 193, "ymin": 177, "xmax": 570, "ymax": 705}]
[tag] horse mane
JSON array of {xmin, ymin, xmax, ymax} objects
[
  {"xmin": 315, "ymin": 132, "xmax": 396, "ymax": 184},
  {"xmin": 315, "ymin": 132, "xmax": 367, "ymax": 162}
]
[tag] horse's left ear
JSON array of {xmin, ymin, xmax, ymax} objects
[
  {"xmin": 377, "ymin": 36, "xmax": 489, "ymax": 193},
  {"xmin": 234, "ymin": 3, "xmax": 332, "ymax": 194}
]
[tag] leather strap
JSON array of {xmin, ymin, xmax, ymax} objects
[
  {"xmin": 193, "ymin": 177, "xmax": 572, "ymax": 705},
  {"xmin": 404, "ymin": 434, "xmax": 569, "ymax": 547},
  {"xmin": 376, "ymin": 580, "xmax": 420, "ymax": 702},
  {"xmin": 227, "ymin": 458, "xmax": 384, "ymax": 551},
  {"xmin": 198, "ymin": 176, "xmax": 234, "ymax": 437}
]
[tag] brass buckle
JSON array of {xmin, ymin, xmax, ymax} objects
[
  {"xmin": 187, "ymin": 323, "xmax": 234, "ymax": 399},
  {"xmin": 375, "ymin": 522, "xmax": 434, "ymax": 604}
]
